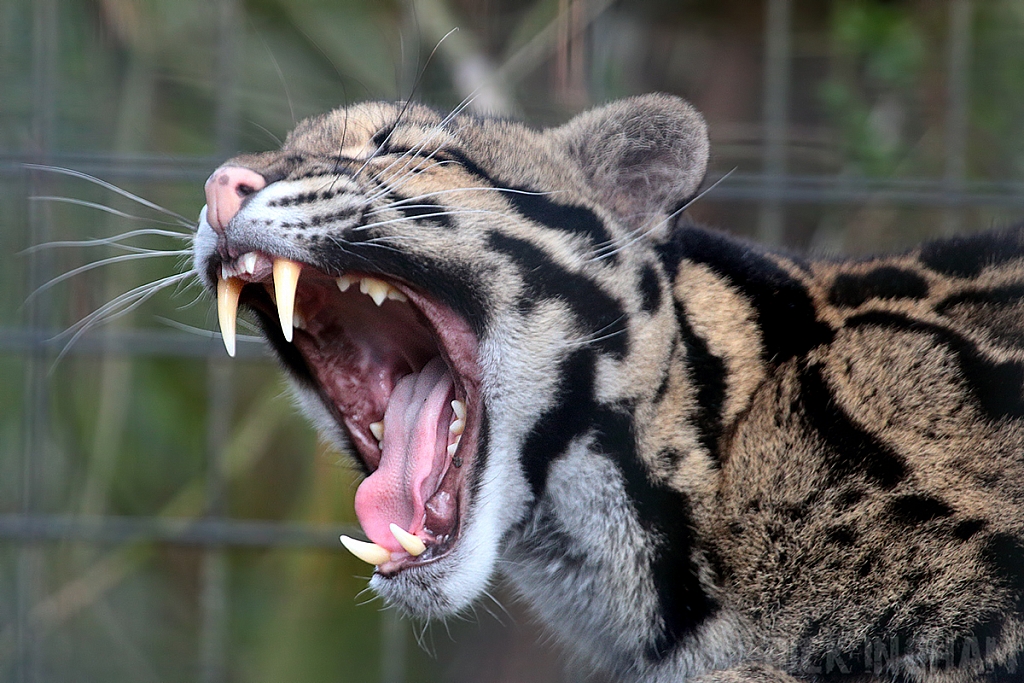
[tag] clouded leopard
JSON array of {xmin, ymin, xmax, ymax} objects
[{"xmin": 193, "ymin": 94, "xmax": 1024, "ymax": 682}]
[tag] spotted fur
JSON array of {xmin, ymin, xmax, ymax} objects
[{"xmin": 194, "ymin": 95, "xmax": 1024, "ymax": 682}]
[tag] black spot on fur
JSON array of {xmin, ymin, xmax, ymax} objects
[
  {"xmin": 920, "ymin": 230, "xmax": 1023, "ymax": 278},
  {"xmin": 639, "ymin": 264, "xmax": 662, "ymax": 313},
  {"xmin": 953, "ymin": 519, "xmax": 987, "ymax": 540},
  {"xmin": 798, "ymin": 363, "xmax": 907, "ymax": 489},
  {"xmin": 488, "ymin": 232, "xmax": 629, "ymax": 359},
  {"xmin": 659, "ymin": 226, "xmax": 834, "ymax": 364},
  {"xmin": 936, "ymin": 283, "xmax": 1024, "ymax": 314},
  {"xmin": 674, "ymin": 300, "xmax": 726, "ymax": 463},
  {"xmin": 444, "ymin": 149, "xmax": 616, "ymax": 254},
  {"xmin": 593, "ymin": 405, "xmax": 718, "ymax": 662},
  {"xmin": 846, "ymin": 311, "xmax": 1024, "ymax": 419},
  {"xmin": 826, "ymin": 525, "xmax": 858, "ymax": 546},
  {"xmin": 836, "ymin": 488, "xmax": 865, "ymax": 509},
  {"xmin": 888, "ymin": 494, "xmax": 953, "ymax": 525},
  {"xmin": 828, "ymin": 267, "xmax": 929, "ymax": 308},
  {"xmin": 981, "ymin": 533, "xmax": 1024, "ymax": 611}
]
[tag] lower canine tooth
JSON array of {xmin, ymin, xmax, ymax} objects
[
  {"xmin": 369, "ymin": 421, "xmax": 384, "ymax": 443},
  {"xmin": 217, "ymin": 277, "xmax": 243, "ymax": 358},
  {"xmin": 273, "ymin": 258, "xmax": 302, "ymax": 342},
  {"xmin": 339, "ymin": 535, "xmax": 391, "ymax": 566},
  {"xmin": 389, "ymin": 523, "xmax": 426, "ymax": 556}
]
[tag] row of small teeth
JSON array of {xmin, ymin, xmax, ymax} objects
[
  {"xmin": 368, "ymin": 399, "xmax": 466, "ymax": 453},
  {"xmin": 340, "ymin": 523, "xmax": 426, "ymax": 566},
  {"xmin": 336, "ymin": 274, "xmax": 407, "ymax": 305},
  {"xmin": 216, "ymin": 254, "xmax": 408, "ymax": 357}
]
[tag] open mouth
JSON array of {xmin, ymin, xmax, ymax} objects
[{"xmin": 215, "ymin": 251, "xmax": 482, "ymax": 576}]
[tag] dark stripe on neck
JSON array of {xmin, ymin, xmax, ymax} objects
[
  {"xmin": 593, "ymin": 404, "xmax": 719, "ymax": 662},
  {"xmin": 660, "ymin": 226, "xmax": 833, "ymax": 364},
  {"xmin": 673, "ymin": 300, "xmax": 726, "ymax": 465}
]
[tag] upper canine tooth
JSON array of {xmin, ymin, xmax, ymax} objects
[
  {"xmin": 389, "ymin": 523, "xmax": 426, "ymax": 557},
  {"xmin": 360, "ymin": 277, "xmax": 389, "ymax": 306},
  {"xmin": 217, "ymin": 277, "xmax": 243, "ymax": 358},
  {"xmin": 451, "ymin": 400, "xmax": 466, "ymax": 421},
  {"xmin": 336, "ymin": 275, "xmax": 354, "ymax": 292},
  {"xmin": 339, "ymin": 535, "xmax": 391, "ymax": 566},
  {"xmin": 272, "ymin": 258, "xmax": 302, "ymax": 342}
]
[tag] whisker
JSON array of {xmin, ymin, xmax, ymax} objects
[
  {"xmin": 26, "ymin": 250, "xmax": 191, "ymax": 304},
  {"xmin": 23, "ymin": 164, "xmax": 195, "ymax": 226},
  {"xmin": 28, "ymin": 196, "xmax": 193, "ymax": 229},
  {"xmin": 352, "ymin": 208, "xmax": 508, "ymax": 233},
  {"xmin": 51, "ymin": 271, "xmax": 193, "ymax": 365},
  {"xmin": 589, "ymin": 169, "xmax": 735, "ymax": 261},
  {"xmin": 22, "ymin": 227, "xmax": 192, "ymax": 254}
]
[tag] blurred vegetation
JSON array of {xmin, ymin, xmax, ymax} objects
[{"xmin": 2, "ymin": 0, "xmax": 1023, "ymax": 682}]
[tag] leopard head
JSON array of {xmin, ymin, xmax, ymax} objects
[{"xmin": 193, "ymin": 94, "xmax": 709, "ymax": 619}]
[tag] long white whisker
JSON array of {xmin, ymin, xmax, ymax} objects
[
  {"xmin": 352, "ymin": 208, "xmax": 507, "ymax": 233},
  {"xmin": 23, "ymin": 164, "xmax": 194, "ymax": 226},
  {"xmin": 358, "ymin": 93, "xmax": 479, "ymax": 191},
  {"xmin": 26, "ymin": 250, "xmax": 191, "ymax": 303},
  {"xmin": 22, "ymin": 228, "xmax": 193, "ymax": 254},
  {"xmin": 590, "ymin": 169, "xmax": 735, "ymax": 261},
  {"xmin": 28, "ymin": 196, "xmax": 193, "ymax": 229},
  {"xmin": 52, "ymin": 271, "xmax": 193, "ymax": 365}
]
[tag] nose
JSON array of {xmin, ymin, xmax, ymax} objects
[{"xmin": 204, "ymin": 166, "xmax": 267, "ymax": 233}]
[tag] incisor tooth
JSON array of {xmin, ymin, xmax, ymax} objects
[
  {"xmin": 389, "ymin": 523, "xmax": 426, "ymax": 556},
  {"xmin": 449, "ymin": 418, "xmax": 465, "ymax": 436},
  {"xmin": 337, "ymin": 275, "xmax": 354, "ymax": 292},
  {"xmin": 451, "ymin": 400, "xmax": 466, "ymax": 421},
  {"xmin": 339, "ymin": 535, "xmax": 391, "ymax": 566},
  {"xmin": 369, "ymin": 421, "xmax": 384, "ymax": 443},
  {"xmin": 242, "ymin": 251, "xmax": 258, "ymax": 274},
  {"xmin": 272, "ymin": 258, "xmax": 302, "ymax": 342},
  {"xmin": 217, "ymin": 277, "xmax": 243, "ymax": 357},
  {"xmin": 447, "ymin": 438, "xmax": 460, "ymax": 457},
  {"xmin": 360, "ymin": 277, "xmax": 389, "ymax": 306},
  {"xmin": 386, "ymin": 288, "xmax": 408, "ymax": 302}
]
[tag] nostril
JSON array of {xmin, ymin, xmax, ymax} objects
[{"xmin": 204, "ymin": 166, "xmax": 268, "ymax": 233}]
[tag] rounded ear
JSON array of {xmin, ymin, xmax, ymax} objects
[{"xmin": 550, "ymin": 94, "xmax": 709, "ymax": 231}]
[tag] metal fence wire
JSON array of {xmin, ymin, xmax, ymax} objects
[{"xmin": 3, "ymin": 0, "xmax": 1024, "ymax": 681}]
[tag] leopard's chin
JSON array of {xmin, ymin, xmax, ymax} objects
[{"xmin": 215, "ymin": 249, "xmax": 485, "ymax": 583}]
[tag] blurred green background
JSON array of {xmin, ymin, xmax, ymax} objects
[{"xmin": 2, "ymin": 1, "xmax": 1024, "ymax": 681}]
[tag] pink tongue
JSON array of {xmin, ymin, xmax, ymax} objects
[{"xmin": 353, "ymin": 357, "xmax": 453, "ymax": 552}]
